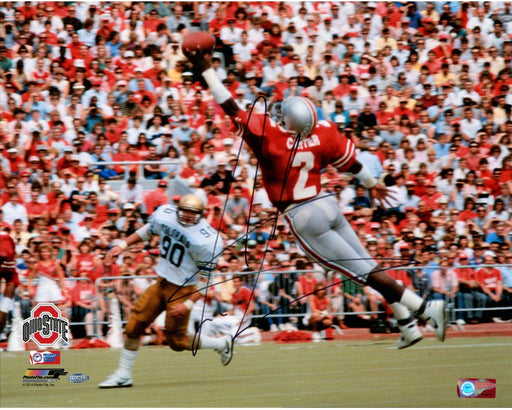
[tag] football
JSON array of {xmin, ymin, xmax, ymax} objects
[{"xmin": 181, "ymin": 31, "xmax": 216, "ymax": 55}]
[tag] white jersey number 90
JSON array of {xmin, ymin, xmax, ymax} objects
[{"xmin": 160, "ymin": 235, "xmax": 185, "ymax": 267}]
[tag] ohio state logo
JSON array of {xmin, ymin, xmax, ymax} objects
[{"xmin": 21, "ymin": 304, "xmax": 69, "ymax": 347}]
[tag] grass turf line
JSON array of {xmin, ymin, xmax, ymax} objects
[{"xmin": 1, "ymin": 337, "xmax": 511, "ymax": 407}]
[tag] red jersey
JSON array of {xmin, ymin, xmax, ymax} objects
[
  {"xmin": 376, "ymin": 111, "xmax": 394, "ymax": 126},
  {"xmin": 393, "ymin": 106, "xmax": 413, "ymax": 119},
  {"xmin": 35, "ymin": 261, "xmax": 60, "ymax": 280},
  {"xmin": 388, "ymin": 269, "xmax": 412, "ymax": 287},
  {"xmin": 476, "ymin": 268, "xmax": 502, "ymax": 291},
  {"xmin": 92, "ymin": 203, "xmax": 109, "ymax": 227},
  {"xmin": 458, "ymin": 210, "xmax": 478, "ymax": 223},
  {"xmin": 71, "ymin": 281, "xmax": 96, "ymax": 305},
  {"xmin": 298, "ymin": 275, "xmax": 317, "ymax": 297},
  {"xmin": 143, "ymin": 18, "xmax": 165, "ymax": 33},
  {"xmin": 32, "ymin": 69, "xmax": 51, "ymax": 85},
  {"xmin": 244, "ymin": 59, "xmax": 263, "ymax": 77},
  {"xmin": 7, "ymin": 155, "xmax": 24, "ymax": 174},
  {"xmin": 232, "ymin": 110, "xmax": 357, "ymax": 211},
  {"xmin": 420, "ymin": 192, "xmax": 442, "ymax": 210},
  {"xmin": 25, "ymin": 201, "xmax": 48, "ymax": 220},
  {"xmin": 0, "ymin": 232, "xmax": 18, "ymax": 285},
  {"xmin": 68, "ymin": 42, "xmax": 85, "ymax": 59},
  {"xmin": 454, "ymin": 145, "xmax": 470, "ymax": 158},
  {"xmin": 113, "ymin": 152, "xmax": 138, "ymax": 174},
  {"xmin": 332, "ymin": 83, "xmax": 351, "ymax": 98},
  {"xmin": 76, "ymin": 254, "xmax": 96, "ymax": 274},
  {"xmin": 207, "ymin": 213, "xmax": 230, "ymax": 234},
  {"xmin": 454, "ymin": 267, "xmax": 477, "ymax": 282},
  {"xmin": 310, "ymin": 295, "xmax": 329, "ymax": 312},
  {"xmin": 88, "ymin": 263, "xmax": 120, "ymax": 283},
  {"xmin": 231, "ymin": 285, "xmax": 253, "ymax": 312},
  {"xmin": 144, "ymin": 189, "xmax": 169, "ymax": 215}
]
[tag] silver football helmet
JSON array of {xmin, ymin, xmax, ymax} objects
[
  {"xmin": 277, "ymin": 96, "xmax": 318, "ymax": 137},
  {"xmin": 177, "ymin": 194, "xmax": 204, "ymax": 226}
]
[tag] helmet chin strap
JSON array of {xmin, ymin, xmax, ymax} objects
[{"xmin": 178, "ymin": 209, "xmax": 201, "ymax": 226}]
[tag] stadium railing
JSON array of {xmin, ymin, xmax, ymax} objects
[
  {"xmin": 15, "ymin": 276, "xmax": 95, "ymax": 331},
  {"xmin": 17, "ymin": 265, "xmax": 507, "ymax": 339},
  {"xmin": 91, "ymin": 160, "xmax": 182, "ymax": 192},
  {"xmin": 397, "ymin": 263, "xmax": 512, "ymax": 322}
]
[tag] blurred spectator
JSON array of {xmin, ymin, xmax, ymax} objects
[
  {"xmin": 294, "ymin": 268, "xmax": 317, "ymax": 323},
  {"xmin": 430, "ymin": 257, "xmax": 459, "ymax": 301},
  {"xmin": 70, "ymin": 240, "xmax": 98, "ymax": 276},
  {"xmin": 269, "ymin": 261, "xmax": 298, "ymax": 331},
  {"xmin": 476, "ymin": 252, "xmax": 504, "ymax": 322},
  {"xmin": 144, "ymin": 179, "xmax": 169, "ymax": 215},
  {"xmin": 454, "ymin": 253, "xmax": 486, "ymax": 324},
  {"xmin": 2, "ymin": 192, "xmax": 28, "ymax": 227},
  {"xmin": 27, "ymin": 243, "xmax": 67, "ymax": 308},
  {"xmin": 501, "ymin": 253, "xmax": 512, "ymax": 320},
  {"xmin": 70, "ymin": 270, "xmax": 97, "ymax": 338},
  {"xmin": 119, "ymin": 176, "xmax": 143, "ymax": 209},
  {"xmin": 115, "ymin": 268, "xmax": 138, "ymax": 321},
  {"xmin": 343, "ymin": 281, "xmax": 372, "ymax": 324},
  {"xmin": 307, "ymin": 281, "xmax": 336, "ymax": 340},
  {"xmin": 225, "ymin": 185, "xmax": 249, "ymax": 220}
]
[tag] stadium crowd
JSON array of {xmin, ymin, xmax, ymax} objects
[{"xmin": 1, "ymin": 1, "xmax": 512, "ymax": 342}]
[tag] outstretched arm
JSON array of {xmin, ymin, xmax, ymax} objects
[
  {"xmin": 183, "ymin": 47, "xmax": 240, "ymax": 117},
  {"xmin": 347, "ymin": 159, "xmax": 395, "ymax": 208},
  {"xmin": 104, "ymin": 225, "xmax": 150, "ymax": 264}
]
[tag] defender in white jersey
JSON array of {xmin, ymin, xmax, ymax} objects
[{"xmin": 99, "ymin": 195, "xmax": 233, "ymax": 389}]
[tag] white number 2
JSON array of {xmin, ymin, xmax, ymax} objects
[{"xmin": 292, "ymin": 151, "xmax": 317, "ymax": 200}]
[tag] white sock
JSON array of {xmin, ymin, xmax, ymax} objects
[
  {"xmin": 196, "ymin": 334, "xmax": 226, "ymax": 350},
  {"xmin": 118, "ymin": 348, "xmax": 138, "ymax": 378},
  {"xmin": 399, "ymin": 289, "xmax": 424, "ymax": 313},
  {"xmin": 390, "ymin": 302, "xmax": 411, "ymax": 321}
]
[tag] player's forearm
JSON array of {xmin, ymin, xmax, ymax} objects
[
  {"xmin": 348, "ymin": 160, "xmax": 377, "ymax": 189},
  {"xmin": 201, "ymin": 68, "xmax": 240, "ymax": 117},
  {"xmin": 118, "ymin": 229, "xmax": 146, "ymax": 250}
]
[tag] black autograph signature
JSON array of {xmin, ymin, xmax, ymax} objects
[{"xmin": 166, "ymin": 95, "xmax": 418, "ymax": 356}]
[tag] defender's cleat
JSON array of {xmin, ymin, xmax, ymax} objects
[
  {"xmin": 98, "ymin": 372, "xmax": 133, "ymax": 389},
  {"xmin": 218, "ymin": 335, "xmax": 233, "ymax": 366},
  {"xmin": 421, "ymin": 300, "xmax": 446, "ymax": 342},
  {"xmin": 397, "ymin": 320, "xmax": 422, "ymax": 349}
]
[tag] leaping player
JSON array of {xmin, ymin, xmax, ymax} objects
[{"xmin": 183, "ymin": 39, "xmax": 446, "ymax": 350}]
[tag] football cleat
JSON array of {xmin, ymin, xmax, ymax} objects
[
  {"xmin": 397, "ymin": 320, "xmax": 422, "ymax": 349},
  {"xmin": 218, "ymin": 335, "xmax": 234, "ymax": 366},
  {"xmin": 421, "ymin": 300, "xmax": 447, "ymax": 342},
  {"xmin": 98, "ymin": 371, "xmax": 133, "ymax": 389}
]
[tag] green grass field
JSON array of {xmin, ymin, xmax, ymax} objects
[{"xmin": 1, "ymin": 336, "xmax": 511, "ymax": 408}]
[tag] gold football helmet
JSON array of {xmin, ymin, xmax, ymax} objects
[{"xmin": 177, "ymin": 194, "xmax": 204, "ymax": 226}]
